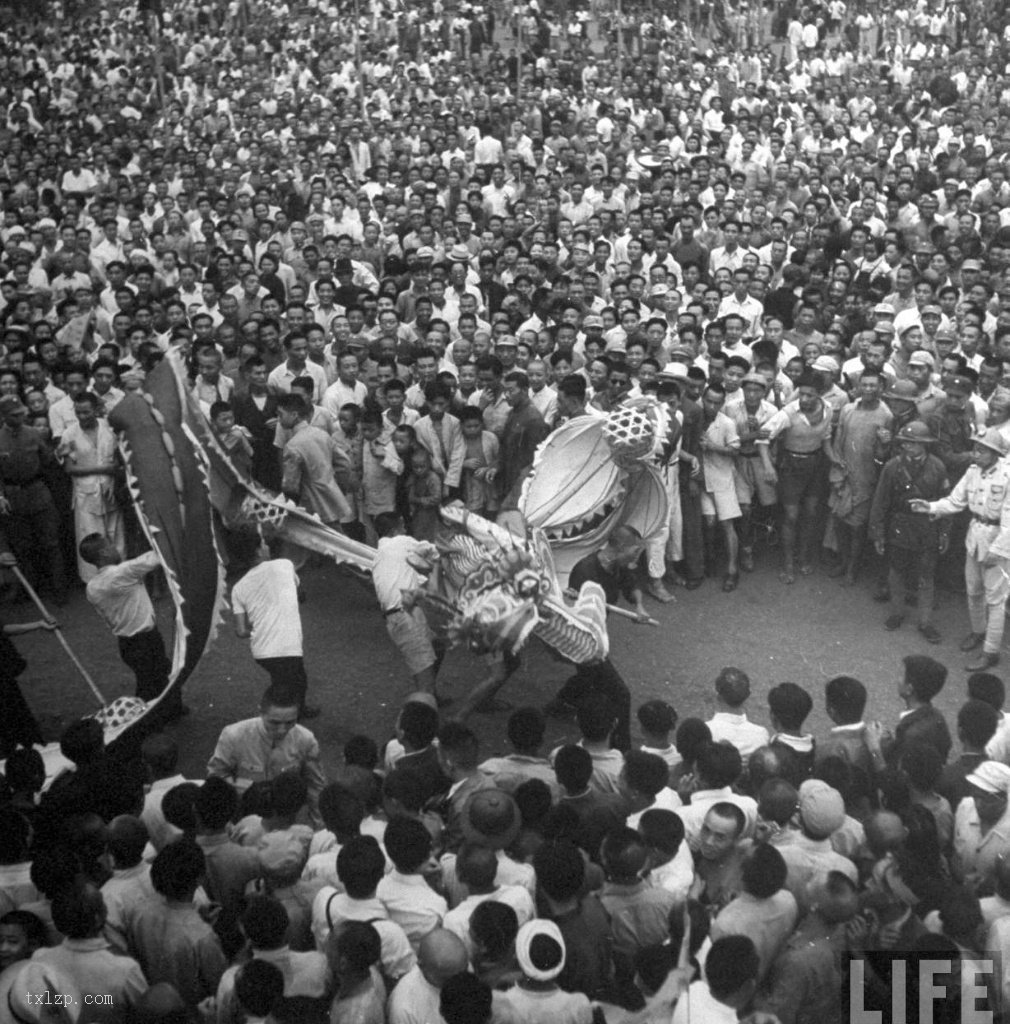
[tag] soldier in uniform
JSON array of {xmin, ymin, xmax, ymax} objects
[
  {"xmin": 925, "ymin": 373, "xmax": 977, "ymax": 589},
  {"xmin": 877, "ymin": 379, "xmax": 921, "ymax": 461},
  {"xmin": 911, "ymin": 428, "xmax": 1010, "ymax": 671},
  {"xmin": 868, "ymin": 422, "xmax": 950, "ymax": 643},
  {"xmin": 0, "ymin": 395, "xmax": 67, "ymax": 604},
  {"xmin": 926, "ymin": 373, "xmax": 976, "ymax": 484}
]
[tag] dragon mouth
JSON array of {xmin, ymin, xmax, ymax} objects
[{"xmin": 542, "ymin": 483, "xmax": 626, "ymax": 541}]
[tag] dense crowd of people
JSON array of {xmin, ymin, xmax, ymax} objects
[
  {"xmin": 5, "ymin": 661, "xmax": 1010, "ymax": 1023},
  {"xmin": 5, "ymin": 0, "xmax": 1010, "ymax": 1017}
]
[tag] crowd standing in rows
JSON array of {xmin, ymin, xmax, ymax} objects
[{"xmin": 6, "ymin": 0, "xmax": 1010, "ymax": 1018}]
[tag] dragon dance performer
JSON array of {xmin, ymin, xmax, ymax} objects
[
  {"xmin": 544, "ymin": 526, "xmax": 652, "ymax": 751},
  {"xmin": 79, "ymin": 533, "xmax": 188, "ymax": 722}
]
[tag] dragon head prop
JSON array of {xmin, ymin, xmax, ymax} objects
[
  {"xmin": 519, "ymin": 398, "xmax": 671, "ymax": 583},
  {"xmin": 410, "ymin": 506, "xmax": 609, "ymax": 664}
]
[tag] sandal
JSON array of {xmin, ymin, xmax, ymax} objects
[{"xmin": 722, "ymin": 573, "xmax": 739, "ymax": 593}]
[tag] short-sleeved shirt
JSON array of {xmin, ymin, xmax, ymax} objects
[
  {"xmin": 231, "ymin": 558, "xmax": 302, "ymax": 659},
  {"xmin": 762, "ymin": 401, "xmax": 832, "ymax": 453},
  {"xmin": 86, "ymin": 551, "xmax": 159, "ymax": 637},
  {"xmin": 701, "ymin": 411, "xmax": 740, "ymax": 493}
]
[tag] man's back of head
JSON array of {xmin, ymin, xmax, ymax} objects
[{"xmin": 715, "ymin": 667, "xmax": 751, "ymax": 709}]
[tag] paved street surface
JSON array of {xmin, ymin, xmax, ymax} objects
[{"xmin": 7, "ymin": 541, "xmax": 993, "ymax": 778}]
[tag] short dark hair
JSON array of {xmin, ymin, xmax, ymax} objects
[
  {"xmin": 638, "ymin": 700, "xmax": 677, "ymax": 735},
  {"xmin": 638, "ymin": 808, "xmax": 684, "ymax": 856},
  {"xmin": 697, "ymin": 741, "xmax": 743, "ymax": 789},
  {"xmin": 51, "ymin": 882, "xmax": 105, "ymax": 940},
  {"xmin": 59, "ymin": 717, "xmax": 104, "ymax": 764},
  {"xmin": 241, "ymin": 895, "xmax": 290, "ymax": 949},
  {"xmin": 399, "ymin": 701, "xmax": 439, "ymax": 749},
  {"xmin": 741, "ymin": 843, "xmax": 787, "ymax": 899},
  {"xmin": 106, "ymin": 815, "xmax": 148, "ymax": 868},
  {"xmin": 825, "ymin": 676, "xmax": 867, "ymax": 723},
  {"xmin": 441, "ymin": 973, "xmax": 493, "ymax": 1024},
  {"xmin": 705, "ymin": 936, "xmax": 760, "ymax": 1002},
  {"xmin": 715, "ymin": 667, "xmax": 750, "ymax": 706},
  {"xmin": 150, "ymin": 838, "xmax": 205, "ymax": 901},
  {"xmin": 675, "ymin": 718, "xmax": 712, "ymax": 765},
  {"xmin": 383, "ymin": 816, "xmax": 432, "ymax": 873},
  {"xmin": 507, "ymin": 707, "xmax": 545, "ymax": 752},
  {"xmin": 968, "ymin": 672, "xmax": 1005, "ymax": 712},
  {"xmin": 900, "ymin": 742, "xmax": 943, "ymax": 792},
  {"xmin": 336, "ymin": 836, "xmax": 386, "ymax": 898},
  {"xmin": 318, "ymin": 784, "xmax": 364, "ymax": 836},
  {"xmin": 333, "ymin": 920, "xmax": 382, "ymax": 975},
  {"xmin": 622, "ymin": 750, "xmax": 669, "ymax": 797},
  {"xmin": 469, "ymin": 900, "xmax": 519, "ymax": 959},
  {"xmin": 903, "ymin": 655, "xmax": 947, "ymax": 702},
  {"xmin": 261, "ymin": 683, "xmax": 301, "ymax": 711},
  {"xmin": 601, "ymin": 826, "xmax": 648, "ymax": 880},
  {"xmin": 235, "ymin": 959, "xmax": 284, "ymax": 1018},
  {"xmin": 196, "ymin": 777, "xmax": 239, "ymax": 831},
  {"xmin": 768, "ymin": 682, "xmax": 813, "ymax": 732},
  {"xmin": 533, "ymin": 838, "xmax": 586, "ymax": 901},
  {"xmin": 958, "ymin": 699, "xmax": 1000, "ymax": 749},
  {"xmin": 554, "ymin": 744, "xmax": 592, "ymax": 794},
  {"xmin": 576, "ymin": 692, "xmax": 616, "ymax": 742},
  {"xmin": 439, "ymin": 721, "xmax": 479, "ymax": 768}
]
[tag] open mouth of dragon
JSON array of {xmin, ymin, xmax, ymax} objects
[{"xmin": 542, "ymin": 484, "xmax": 626, "ymax": 541}]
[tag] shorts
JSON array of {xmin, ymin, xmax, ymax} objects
[
  {"xmin": 701, "ymin": 486, "xmax": 741, "ymax": 521},
  {"xmin": 385, "ymin": 607, "xmax": 436, "ymax": 675},
  {"xmin": 734, "ymin": 456, "xmax": 777, "ymax": 507},
  {"xmin": 777, "ymin": 452, "xmax": 829, "ymax": 507}
]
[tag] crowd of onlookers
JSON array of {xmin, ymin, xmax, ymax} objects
[
  {"xmin": 3, "ymin": 658, "xmax": 1010, "ymax": 1024},
  {"xmin": 5, "ymin": 0, "xmax": 1010, "ymax": 1017}
]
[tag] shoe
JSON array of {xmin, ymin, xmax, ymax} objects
[
  {"xmin": 646, "ymin": 579, "xmax": 676, "ymax": 603},
  {"xmin": 740, "ymin": 548, "xmax": 755, "ymax": 572},
  {"xmin": 544, "ymin": 698, "xmax": 577, "ymax": 719},
  {"xmin": 722, "ymin": 572, "xmax": 739, "ymax": 593},
  {"xmin": 884, "ymin": 614, "xmax": 904, "ymax": 631},
  {"xmin": 825, "ymin": 563, "xmax": 846, "ymax": 578},
  {"xmin": 918, "ymin": 624, "xmax": 941, "ymax": 644},
  {"xmin": 904, "ymin": 593, "xmax": 918, "ymax": 608},
  {"xmin": 966, "ymin": 651, "xmax": 1000, "ymax": 672},
  {"xmin": 872, "ymin": 587, "xmax": 891, "ymax": 603},
  {"xmin": 299, "ymin": 704, "xmax": 321, "ymax": 719},
  {"xmin": 960, "ymin": 632, "xmax": 986, "ymax": 652},
  {"xmin": 684, "ymin": 577, "xmax": 704, "ymax": 591}
]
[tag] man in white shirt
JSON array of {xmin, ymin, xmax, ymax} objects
[
  {"xmin": 232, "ymin": 542, "xmax": 317, "ymax": 718},
  {"xmin": 322, "ymin": 352, "xmax": 368, "ymax": 418},
  {"xmin": 675, "ymin": 740, "xmax": 758, "ymax": 850},
  {"xmin": 267, "ymin": 332, "xmax": 327, "ymax": 404},
  {"xmin": 81, "ymin": 534, "xmax": 185, "ymax": 719},
  {"xmin": 706, "ymin": 667, "xmax": 770, "ymax": 757},
  {"xmin": 672, "ymin": 936, "xmax": 762, "ymax": 1024}
]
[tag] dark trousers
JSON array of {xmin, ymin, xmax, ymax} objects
[
  {"xmin": 2, "ymin": 491, "xmax": 67, "ymax": 601},
  {"xmin": 118, "ymin": 627, "xmax": 172, "ymax": 703},
  {"xmin": 0, "ymin": 675, "xmax": 43, "ymax": 750},
  {"xmin": 555, "ymin": 658, "xmax": 632, "ymax": 751},
  {"xmin": 256, "ymin": 656, "xmax": 308, "ymax": 708},
  {"xmin": 679, "ymin": 478, "xmax": 705, "ymax": 581}
]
